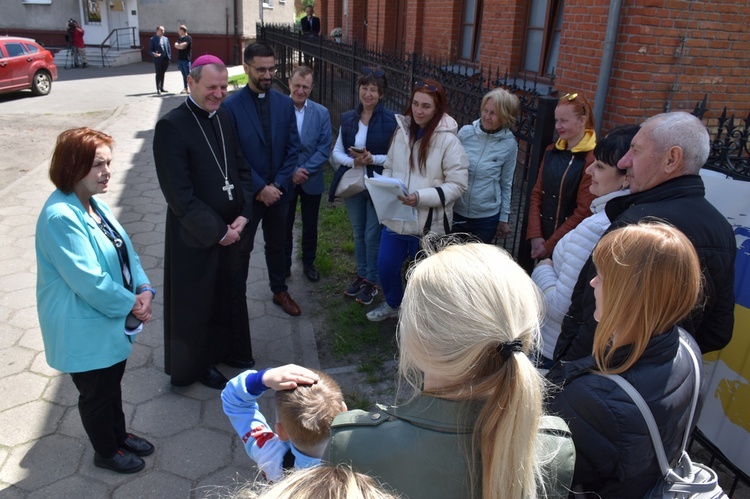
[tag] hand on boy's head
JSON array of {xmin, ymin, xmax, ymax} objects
[{"xmin": 262, "ymin": 364, "xmax": 320, "ymax": 391}]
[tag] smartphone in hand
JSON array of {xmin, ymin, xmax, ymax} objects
[{"xmin": 349, "ymin": 146, "xmax": 365, "ymax": 153}]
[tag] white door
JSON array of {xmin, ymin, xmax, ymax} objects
[{"xmin": 108, "ymin": 1, "xmax": 129, "ymax": 30}]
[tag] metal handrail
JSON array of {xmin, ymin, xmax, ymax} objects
[{"xmin": 99, "ymin": 27, "xmax": 138, "ymax": 68}]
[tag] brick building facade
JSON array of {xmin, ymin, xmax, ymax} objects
[{"xmin": 313, "ymin": 0, "xmax": 750, "ymax": 133}]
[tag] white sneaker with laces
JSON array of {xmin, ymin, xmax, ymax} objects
[{"xmin": 366, "ymin": 301, "xmax": 399, "ymax": 322}]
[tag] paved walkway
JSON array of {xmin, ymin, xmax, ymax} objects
[{"xmin": 0, "ymin": 63, "xmax": 320, "ymax": 497}]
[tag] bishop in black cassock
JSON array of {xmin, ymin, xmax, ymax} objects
[{"xmin": 153, "ymin": 59, "xmax": 254, "ymax": 388}]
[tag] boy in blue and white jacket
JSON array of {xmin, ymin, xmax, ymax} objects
[{"xmin": 221, "ymin": 364, "xmax": 346, "ymax": 482}]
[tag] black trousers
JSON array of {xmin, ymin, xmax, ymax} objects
[
  {"xmin": 284, "ymin": 185, "xmax": 321, "ymax": 270},
  {"xmin": 70, "ymin": 359, "xmax": 128, "ymax": 457},
  {"xmin": 154, "ymin": 58, "xmax": 170, "ymax": 91},
  {"xmin": 241, "ymin": 199, "xmax": 290, "ymax": 294}
]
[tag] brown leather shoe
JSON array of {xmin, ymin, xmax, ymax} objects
[{"xmin": 273, "ymin": 291, "xmax": 301, "ymax": 316}]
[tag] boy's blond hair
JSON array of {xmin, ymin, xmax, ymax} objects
[{"xmin": 274, "ymin": 370, "xmax": 344, "ymax": 448}]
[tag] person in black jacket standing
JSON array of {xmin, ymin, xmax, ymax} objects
[
  {"xmin": 301, "ymin": 6, "xmax": 321, "ymax": 37},
  {"xmin": 550, "ymin": 112, "xmax": 735, "ymax": 368}
]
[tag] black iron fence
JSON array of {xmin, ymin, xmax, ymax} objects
[
  {"xmin": 257, "ymin": 25, "xmax": 749, "ymax": 268},
  {"xmin": 692, "ymin": 96, "xmax": 750, "ymax": 182},
  {"xmin": 259, "ymin": 23, "xmax": 557, "ymax": 265}
]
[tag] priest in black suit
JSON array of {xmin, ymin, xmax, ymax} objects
[{"xmin": 153, "ymin": 55, "xmax": 255, "ymax": 389}]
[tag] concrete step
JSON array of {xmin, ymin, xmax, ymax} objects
[{"xmin": 53, "ymin": 47, "xmax": 142, "ymax": 68}]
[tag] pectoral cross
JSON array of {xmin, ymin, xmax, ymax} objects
[{"xmin": 223, "ymin": 179, "xmax": 235, "ymax": 200}]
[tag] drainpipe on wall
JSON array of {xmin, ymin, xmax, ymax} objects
[
  {"xmin": 234, "ymin": 0, "xmax": 239, "ymax": 65},
  {"xmin": 593, "ymin": 0, "xmax": 623, "ymax": 135}
]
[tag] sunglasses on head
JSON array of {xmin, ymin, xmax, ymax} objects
[
  {"xmin": 415, "ymin": 81, "xmax": 438, "ymax": 92},
  {"xmin": 561, "ymin": 92, "xmax": 587, "ymax": 114},
  {"xmin": 362, "ymin": 67, "xmax": 385, "ymax": 77}
]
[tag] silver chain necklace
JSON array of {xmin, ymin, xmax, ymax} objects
[{"xmin": 186, "ymin": 100, "xmax": 235, "ymax": 200}]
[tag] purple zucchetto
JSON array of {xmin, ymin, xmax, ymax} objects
[{"xmin": 192, "ymin": 54, "xmax": 225, "ymax": 68}]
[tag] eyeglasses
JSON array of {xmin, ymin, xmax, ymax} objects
[
  {"xmin": 249, "ymin": 65, "xmax": 277, "ymax": 75},
  {"xmin": 415, "ymin": 81, "xmax": 438, "ymax": 92},
  {"xmin": 362, "ymin": 67, "xmax": 385, "ymax": 77}
]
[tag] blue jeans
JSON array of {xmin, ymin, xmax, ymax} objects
[
  {"xmin": 178, "ymin": 59, "xmax": 191, "ymax": 90},
  {"xmin": 344, "ymin": 191, "xmax": 381, "ymax": 283},
  {"xmin": 452, "ymin": 212, "xmax": 500, "ymax": 244},
  {"xmin": 378, "ymin": 228, "xmax": 420, "ymax": 308}
]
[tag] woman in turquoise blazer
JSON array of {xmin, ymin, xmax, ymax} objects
[{"xmin": 36, "ymin": 128, "xmax": 155, "ymax": 474}]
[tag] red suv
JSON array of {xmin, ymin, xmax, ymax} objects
[{"xmin": 0, "ymin": 36, "xmax": 58, "ymax": 96}]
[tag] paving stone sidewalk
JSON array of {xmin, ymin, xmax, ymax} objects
[{"xmin": 0, "ymin": 65, "xmax": 319, "ymax": 498}]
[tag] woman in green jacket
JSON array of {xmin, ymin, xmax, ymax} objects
[{"xmin": 327, "ymin": 240, "xmax": 575, "ymax": 499}]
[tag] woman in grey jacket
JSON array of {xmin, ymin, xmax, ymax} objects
[{"xmin": 453, "ymin": 88, "xmax": 519, "ymax": 243}]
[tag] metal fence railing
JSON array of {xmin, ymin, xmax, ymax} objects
[
  {"xmin": 258, "ymin": 23, "xmax": 558, "ymax": 265},
  {"xmin": 692, "ymin": 96, "xmax": 750, "ymax": 182}
]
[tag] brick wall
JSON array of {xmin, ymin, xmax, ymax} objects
[
  {"xmin": 478, "ymin": 0, "xmax": 526, "ymax": 71},
  {"xmin": 361, "ymin": 0, "xmax": 750, "ymax": 134},
  {"xmin": 554, "ymin": 0, "xmax": 750, "ymax": 132}
]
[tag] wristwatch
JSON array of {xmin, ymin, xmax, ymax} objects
[{"xmin": 137, "ymin": 285, "xmax": 156, "ymax": 298}]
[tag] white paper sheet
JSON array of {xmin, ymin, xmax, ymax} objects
[{"xmin": 365, "ymin": 175, "xmax": 417, "ymax": 222}]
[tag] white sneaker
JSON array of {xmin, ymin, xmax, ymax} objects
[{"xmin": 366, "ymin": 301, "xmax": 399, "ymax": 322}]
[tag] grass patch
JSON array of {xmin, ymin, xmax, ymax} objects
[
  {"xmin": 291, "ymin": 165, "xmax": 398, "ymax": 369},
  {"xmin": 228, "ymin": 73, "xmax": 248, "ymax": 89},
  {"xmin": 344, "ymin": 391, "xmax": 377, "ymax": 411}
]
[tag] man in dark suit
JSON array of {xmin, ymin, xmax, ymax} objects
[
  {"xmin": 284, "ymin": 65, "xmax": 332, "ymax": 283},
  {"xmin": 223, "ymin": 43, "xmax": 302, "ymax": 316},
  {"xmin": 301, "ymin": 6, "xmax": 321, "ymax": 36},
  {"xmin": 148, "ymin": 26, "xmax": 171, "ymax": 95}
]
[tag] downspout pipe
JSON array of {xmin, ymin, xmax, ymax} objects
[
  {"xmin": 593, "ymin": 0, "xmax": 623, "ymax": 135},
  {"xmin": 234, "ymin": 0, "xmax": 239, "ymax": 65}
]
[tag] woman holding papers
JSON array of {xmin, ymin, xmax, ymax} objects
[
  {"xmin": 330, "ymin": 67, "xmax": 398, "ymax": 306},
  {"xmin": 366, "ymin": 79, "xmax": 468, "ymax": 322}
]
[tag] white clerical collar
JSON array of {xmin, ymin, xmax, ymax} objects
[{"xmin": 188, "ymin": 95, "xmax": 217, "ymax": 118}]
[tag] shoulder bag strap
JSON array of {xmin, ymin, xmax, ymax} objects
[
  {"xmin": 435, "ymin": 187, "xmax": 450, "ymax": 234},
  {"xmin": 422, "ymin": 187, "xmax": 451, "ymax": 235},
  {"xmin": 677, "ymin": 337, "xmax": 701, "ymax": 453},
  {"xmin": 593, "ymin": 338, "xmax": 700, "ymax": 477}
]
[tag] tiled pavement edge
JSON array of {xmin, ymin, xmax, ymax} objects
[{"xmin": 0, "ymin": 66, "xmax": 321, "ymax": 498}]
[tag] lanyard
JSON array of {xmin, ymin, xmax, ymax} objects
[{"xmin": 94, "ymin": 207, "xmax": 132, "ymax": 290}]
